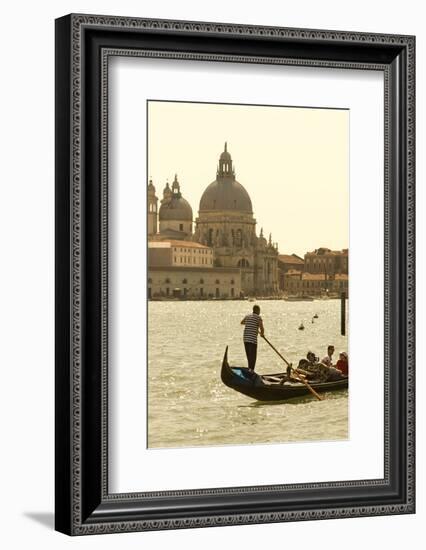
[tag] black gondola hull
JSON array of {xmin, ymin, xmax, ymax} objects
[{"xmin": 221, "ymin": 347, "xmax": 348, "ymax": 401}]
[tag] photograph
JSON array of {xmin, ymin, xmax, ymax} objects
[{"xmin": 147, "ymin": 100, "xmax": 350, "ymax": 449}]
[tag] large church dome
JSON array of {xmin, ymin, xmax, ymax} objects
[
  {"xmin": 199, "ymin": 143, "xmax": 253, "ymax": 214},
  {"xmin": 199, "ymin": 180, "xmax": 252, "ymax": 213}
]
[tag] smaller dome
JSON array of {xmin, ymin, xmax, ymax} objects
[
  {"xmin": 159, "ymin": 196, "xmax": 193, "ymax": 221},
  {"xmin": 148, "ymin": 179, "xmax": 156, "ymax": 193}
]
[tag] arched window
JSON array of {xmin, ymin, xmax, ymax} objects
[
  {"xmin": 200, "ymin": 278, "xmax": 204, "ymax": 284},
  {"xmin": 148, "ymin": 278, "xmax": 152, "ymax": 284},
  {"xmin": 182, "ymin": 278, "xmax": 188, "ymax": 284},
  {"xmin": 165, "ymin": 278, "xmax": 171, "ymax": 284},
  {"xmin": 237, "ymin": 259, "xmax": 249, "ymax": 268},
  {"xmin": 215, "ymin": 279, "xmax": 220, "ymax": 284},
  {"xmin": 208, "ymin": 228, "xmax": 213, "ymax": 246}
]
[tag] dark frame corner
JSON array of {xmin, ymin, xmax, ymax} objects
[{"xmin": 55, "ymin": 13, "xmax": 415, "ymax": 536}]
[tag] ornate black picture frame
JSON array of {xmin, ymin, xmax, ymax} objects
[{"xmin": 55, "ymin": 14, "xmax": 415, "ymax": 535}]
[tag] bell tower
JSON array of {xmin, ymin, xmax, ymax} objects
[{"xmin": 147, "ymin": 179, "xmax": 158, "ymax": 236}]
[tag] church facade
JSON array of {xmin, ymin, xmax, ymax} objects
[{"xmin": 148, "ymin": 144, "xmax": 279, "ymax": 296}]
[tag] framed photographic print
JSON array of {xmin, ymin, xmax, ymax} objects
[{"xmin": 55, "ymin": 14, "xmax": 415, "ymax": 535}]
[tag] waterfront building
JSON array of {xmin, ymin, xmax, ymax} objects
[
  {"xmin": 277, "ymin": 253, "xmax": 305, "ymax": 290},
  {"xmin": 148, "ymin": 265, "xmax": 241, "ymax": 299},
  {"xmin": 304, "ymin": 248, "xmax": 348, "ymax": 275},
  {"xmin": 148, "ymin": 240, "xmax": 213, "ymax": 268},
  {"xmin": 283, "ymin": 270, "xmax": 348, "ymax": 297}
]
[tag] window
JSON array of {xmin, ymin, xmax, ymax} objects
[
  {"xmin": 215, "ymin": 279, "xmax": 220, "ymax": 284},
  {"xmin": 179, "ymin": 224, "xmax": 183, "ymax": 231},
  {"xmin": 148, "ymin": 278, "xmax": 152, "ymax": 284},
  {"xmin": 236, "ymin": 229, "xmax": 242, "ymax": 247},
  {"xmin": 200, "ymin": 278, "xmax": 204, "ymax": 284},
  {"xmin": 182, "ymin": 278, "xmax": 187, "ymax": 284},
  {"xmin": 165, "ymin": 278, "xmax": 171, "ymax": 284}
]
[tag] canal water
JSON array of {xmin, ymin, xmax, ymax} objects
[{"xmin": 148, "ymin": 299, "xmax": 348, "ymax": 448}]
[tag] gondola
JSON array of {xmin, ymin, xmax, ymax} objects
[{"xmin": 221, "ymin": 347, "xmax": 348, "ymax": 402}]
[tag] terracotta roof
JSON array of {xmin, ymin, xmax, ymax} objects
[
  {"xmin": 149, "ymin": 240, "xmax": 211, "ymax": 249},
  {"xmin": 148, "ymin": 266, "xmax": 239, "ymax": 273},
  {"xmin": 305, "ymin": 248, "xmax": 348, "ymax": 256},
  {"xmin": 278, "ymin": 254, "xmax": 304, "ymax": 264},
  {"xmin": 302, "ymin": 273, "xmax": 327, "ymax": 280}
]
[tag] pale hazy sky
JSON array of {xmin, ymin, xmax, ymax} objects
[{"xmin": 148, "ymin": 101, "xmax": 349, "ymax": 257}]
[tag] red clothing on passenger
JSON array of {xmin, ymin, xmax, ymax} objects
[{"xmin": 336, "ymin": 359, "xmax": 348, "ymax": 376}]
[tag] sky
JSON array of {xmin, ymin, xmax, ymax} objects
[{"xmin": 148, "ymin": 100, "xmax": 349, "ymax": 257}]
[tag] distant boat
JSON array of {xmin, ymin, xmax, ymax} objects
[
  {"xmin": 298, "ymin": 323, "xmax": 305, "ymax": 330},
  {"xmin": 284, "ymin": 295, "xmax": 314, "ymax": 302},
  {"xmin": 314, "ymin": 313, "xmax": 319, "ymax": 319},
  {"xmin": 220, "ymin": 347, "xmax": 348, "ymax": 402}
]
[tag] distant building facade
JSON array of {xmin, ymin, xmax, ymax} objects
[
  {"xmin": 277, "ymin": 253, "xmax": 305, "ymax": 290},
  {"xmin": 148, "ymin": 266, "xmax": 241, "ymax": 299},
  {"xmin": 304, "ymin": 247, "xmax": 348, "ymax": 275},
  {"xmin": 284, "ymin": 270, "xmax": 348, "ymax": 297},
  {"xmin": 148, "ymin": 240, "xmax": 213, "ymax": 268}
]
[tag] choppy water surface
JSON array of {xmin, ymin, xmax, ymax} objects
[{"xmin": 148, "ymin": 300, "xmax": 348, "ymax": 448}]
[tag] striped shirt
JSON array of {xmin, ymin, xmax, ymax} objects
[{"xmin": 243, "ymin": 313, "xmax": 262, "ymax": 344}]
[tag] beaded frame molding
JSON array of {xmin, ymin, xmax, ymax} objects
[{"xmin": 55, "ymin": 14, "xmax": 415, "ymax": 536}]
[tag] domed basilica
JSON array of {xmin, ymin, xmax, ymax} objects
[{"xmin": 148, "ymin": 144, "xmax": 279, "ymax": 295}]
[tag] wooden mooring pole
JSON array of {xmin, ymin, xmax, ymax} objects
[{"xmin": 341, "ymin": 291, "xmax": 346, "ymax": 336}]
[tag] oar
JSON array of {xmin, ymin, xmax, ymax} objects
[{"xmin": 261, "ymin": 335, "xmax": 323, "ymax": 401}]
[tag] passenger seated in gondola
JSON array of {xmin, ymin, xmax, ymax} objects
[
  {"xmin": 336, "ymin": 352, "xmax": 349, "ymax": 376},
  {"xmin": 321, "ymin": 345, "xmax": 335, "ymax": 367},
  {"xmin": 297, "ymin": 351, "xmax": 344, "ymax": 382}
]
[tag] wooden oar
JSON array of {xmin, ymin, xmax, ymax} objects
[{"xmin": 261, "ymin": 335, "xmax": 323, "ymax": 401}]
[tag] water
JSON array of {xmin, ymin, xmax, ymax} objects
[{"xmin": 148, "ymin": 299, "xmax": 348, "ymax": 448}]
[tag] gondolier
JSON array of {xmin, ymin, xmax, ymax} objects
[{"xmin": 241, "ymin": 305, "xmax": 265, "ymax": 371}]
